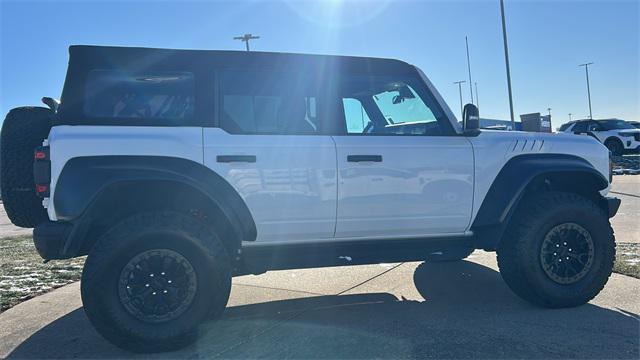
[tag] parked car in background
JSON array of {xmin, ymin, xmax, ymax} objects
[
  {"xmin": 629, "ymin": 121, "xmax": 640, "ymax": 129},
  {"xmin": 558, "ymin": 119, "xmax": 640, "ymax": 155}
]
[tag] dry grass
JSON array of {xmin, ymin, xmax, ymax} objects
[{"xmin": 0, "ymin": 235, "xmax": 84, "ymax": 312}]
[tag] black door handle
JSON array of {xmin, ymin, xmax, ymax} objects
[
  {"xmin": 347, "ymin": 155, "xmax": 382, "ymax": 162},
  {"xmin": 217, "ymin": 155, "xmax": 256, "ymax": 163}
]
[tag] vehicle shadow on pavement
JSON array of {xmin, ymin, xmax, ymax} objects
[{"xmin": 8, "ymin": 261, "xmax": 639, "ymax": 359}]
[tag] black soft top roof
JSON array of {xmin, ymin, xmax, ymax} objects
[
  {"xmin": 57, "ymin": 45, "xmax": 421, "ymax": 126},
  {"xmin": 67, "ymin": 45, "xmax": 415, "ymax": 74}
]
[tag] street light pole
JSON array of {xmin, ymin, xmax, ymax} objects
[
  {"xmin": 234, "ymin": 33, "xmax": 260, "ymax": 51},
  {"xmin": 475, "ymin": 82, "xmax": 479, "ymax": 110},
  {"xmin": 500, "ymin": 0, "xmax": 516, "ymax": 130},
  {"xmin": 454, "ymin": 80, "xmax": 466, "ymax": 119},
  {"xmin": 465, "ymin": 36, "xmax": 474, "ymax": 104},
  {"xmin": 569, "ymin": 113, "xmax": 572, "ymax": 121},
  {"xmin": 579, "ymin": 62, "xmax": 594, "ymax": 119}
]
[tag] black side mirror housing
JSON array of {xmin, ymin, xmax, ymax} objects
[
  {"xmin": 462, "ymin": 103, "xmax": 480, "ymax": 132},
  {"xmin": 42, "ymin": 97, "xmax": 60, "ymax": 113}
]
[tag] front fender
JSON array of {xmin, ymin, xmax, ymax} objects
[{"xmin": 471, "ymin": 154, "xmax": 608, "ymax": 249}]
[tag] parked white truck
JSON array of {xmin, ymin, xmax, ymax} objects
[{"xmin": 1, "ymin": 46, "xmax": 620, "ymax": 352}]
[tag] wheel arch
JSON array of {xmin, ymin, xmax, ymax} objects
[
  {"xmin": 471, "ymin": 154, "xmax": 609, "ymax": 250},
  {"xmin": 53, "ymin": 156, "xmax": 256, "ymax": 258}
]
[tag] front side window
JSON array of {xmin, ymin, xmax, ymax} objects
[
  {"xmin": 84, "ymin": 70, "xmax": 195, "ymax": 122},
  {"xmin": 220, "ymin": 70, "xmax": 320, "ymax": 134},
  {"xmin": 339, "ymin": 78, "xmax": 445, "ymax": 136},
  {"xmin": 571, "ymin": 122, "xmax": 588, "ymax": 132}
]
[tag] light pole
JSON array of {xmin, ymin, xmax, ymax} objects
[
  {"xmin": 454, "ymin": 80, "xmax": 466, "ymax": 119},
  {"xmin": 475, "ymin": 82, "xmax": 479, "ymax": 109},
  {"xmin": 569, "ymin": 113, "xmax": 572, "ymax": 121},
  {"xmin": 500, "ymin": 0, "xmax": 515, "ymax": 130},
  {"xmin": 465, "ymin": 36, "xmax": 474, "ymax": 104},
  {"xmin": 579, "ymin": 62, "xmax": 594, "ymax": 119},
  {"xmin": 234, "ymin": 33, "xmax": 260, "ymax": 51},
  {"xmin": 547, "ymin": 108, "xmax": 552, "ymax": 117}
]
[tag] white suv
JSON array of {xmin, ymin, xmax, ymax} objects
[
  {"xmin": 1, "ymin": 45, "xmax": 621, "ymax": 353},
  {"xmin": 559, "ymin": 119, "xmax": 640, "ymax": 155}
]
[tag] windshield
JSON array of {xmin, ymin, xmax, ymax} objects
[{"xmin": 599, "ymin": 120, "xmax": 635, "ymax": 130}]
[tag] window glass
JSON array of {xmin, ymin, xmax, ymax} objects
[
  {"xmin": 342, "ymin": 98, "xmax": 371, "ymax": 134},
  {"xmin": 587, "ymin": 121, "xmax": 602, "ymax": 131},
  {"xmin": 220, "ymin": 70, "xmax": 319, "ymax": 134},
  {"xmin": 84, "ymin": 70, "xmax": 194, "ymax": 121},
  {"xmin": 339, "ymin": 78, "xmax": 443, "ymax": 136},
  {"xmin": 572, "ymin": 122, "xmax": 588, "ymax": 132}
]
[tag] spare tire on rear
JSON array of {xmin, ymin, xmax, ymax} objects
[{"xmin": 1, "ymin": 107, "xmax": 53, "ymax": 228}]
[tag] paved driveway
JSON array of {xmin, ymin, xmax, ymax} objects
[{"xmin": 1, "ymin": 251, "xmax": 638, "ymax": 359}]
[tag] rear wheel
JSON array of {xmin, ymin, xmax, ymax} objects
[
  {"xmin": 81, "ymin": 212, "xmax": 231, "ymax": 353},
  {"xmin": 1, "ymin": 107, "xmax": 53, "ymax": 227},
  {"xmin": 604, "ymin": 137, "xmax": 624, "ymax": 156},
  {"xmin": 497, "ymin": 191, "xmax": 615, "ymax": 308}
]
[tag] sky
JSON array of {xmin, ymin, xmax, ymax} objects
[{"xmin": 1, "ymin": 0, "xmax": 638, "ymax": 126}]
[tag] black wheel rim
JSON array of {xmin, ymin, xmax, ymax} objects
[
  {"xmin": 118, "ymin": 249, "xmax": 197, "ymax": 323},
  {"xmin": 540, "ymin": 223, "xmax": 595, "ymax": 285}
]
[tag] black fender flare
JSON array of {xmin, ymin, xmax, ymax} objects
[
  {"xmin": 53, "ymin": 156, "xmax": 256, "ymax": 256},
  {"xmin": 471, "ymin": 154, "xmax": 608, "ymax": 250}
]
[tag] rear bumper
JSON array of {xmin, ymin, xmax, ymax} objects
[
  {"xmin": 604, "ymin": 196, "xmax": 621, "ymax": 218},
  {"xmin": 33, "ymin": 221, "xmax": 73, "ymax": 260}
]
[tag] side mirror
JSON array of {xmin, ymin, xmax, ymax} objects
[
  {"xmin": 41, "ymin": 97, "xmax": 60, "ymax": 113},
  {"xmin": 462, "ymin": 103, "xmax": 479, "ymax": 131}
]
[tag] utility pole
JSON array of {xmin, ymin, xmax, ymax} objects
[
  {"xmin": 579, "ymin": 62, "xmax": 594, "ymax": 119},
  {"xmin": 500, "ymin": 0, "xmax": 515, "ymax": 130},
  {"xmin": 475, "ymin": 82, "xmax": 479, "ymax": 109},
  {"xmin": 454, "ymin": 80, "xmax": 466, "ymax": 119},
  {"xmin": 234, "ymin": 33, "xmax": 260, "ymax": 51},
  {"xmin": 547, "ymin": 108, "xmax": 552, "ymax": 117},
  {"xmin": 465, "ymin": 36, "xmax": 474, "ymax": 104}
]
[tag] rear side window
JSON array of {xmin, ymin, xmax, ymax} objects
[
  {"xmin": 84, "ymin": 70, "xmax": 195, "ymax": 122},
  {"xmin": 219, "ymin": 69, "xmax": 320, "ymax": 135}
]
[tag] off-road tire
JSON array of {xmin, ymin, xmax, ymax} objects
[
  {"xmin": 426, "ymin": 247, "xmax": 474, "ymax": 262},
  {"xmin": 604, "ymin": 137, "xmax": 624, "ymax": 156},
  {"xmin": 1, "ymin": 107, "xmax": 53, "ymax": 228},
  {"xmin": 81, "ymin": 211, "xmax": 232, "ymax": 353},
  {"xmin": 497, "ymin": 191, "xmax": 615, "ymax": 308}
]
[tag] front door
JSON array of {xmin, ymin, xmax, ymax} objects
[{"xmin": 333, "ymin": 77, "xmax": 474, "ymax": 238}]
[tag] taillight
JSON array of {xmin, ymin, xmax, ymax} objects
[{"xmin": 34, "ymin": 146, "xmax": 51, "ymax": 197}]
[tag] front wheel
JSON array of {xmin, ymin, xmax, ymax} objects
[
  {"xmin": 81, "ymin": 212, "xmax": 231, "ymax": 353},
  {"xmin": 497, "ymin": 191, "xmax": 615, "ymax": 308},
  {"xmin": 604, "ymin": 138, "xmax": 624, "ymax": 156}
]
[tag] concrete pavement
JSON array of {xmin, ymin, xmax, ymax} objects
[
  {"xmin": 610, "ymin": 175, "xmax": 640, "ymax": 243},
  {"xmin": 1, "ymin": 251, "xmax": 638, "ymax": 359}
]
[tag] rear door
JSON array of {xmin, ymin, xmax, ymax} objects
[
  {"xmin": 332, "ymin": 75, "xmax": 474, "ymax": 238},
  {"xmin": 203, "ymin": 69, "xmax": 337, "ymax": 243}
]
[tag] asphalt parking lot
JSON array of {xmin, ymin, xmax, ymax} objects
[{"xmin": 0, "ymin": 176, "xmax": 638, "ymax": 359}]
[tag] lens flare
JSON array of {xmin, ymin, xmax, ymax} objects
[{"xmin": 284, "ymin": 0, "xmax": 391, "ymax": 29}]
